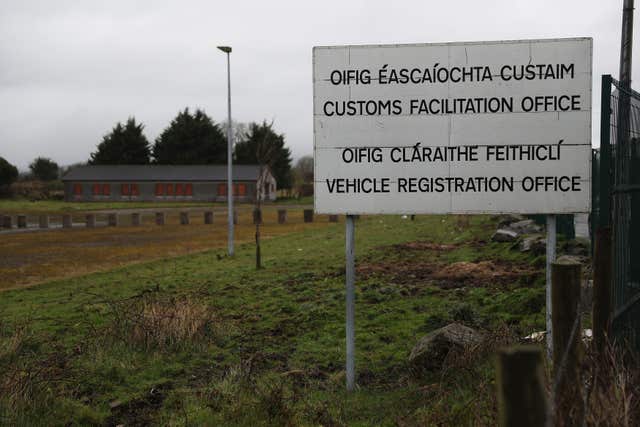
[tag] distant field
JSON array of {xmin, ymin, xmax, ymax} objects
[
  {"xmin": 0, "ymin": 214, "xmax": 550, "ymax": 425},
  {"xmin": 0, "ymin": 207, "xmax": 328, "ymax": 290}
]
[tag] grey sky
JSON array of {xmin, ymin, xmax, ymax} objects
[{"xmin": 0, "ymin": 0, "xmax": 634, "ymax": 170}]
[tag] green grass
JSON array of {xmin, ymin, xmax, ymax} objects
[{"xmin": 0, "ymin": 214, "xmax": 546, "ymax": 426}]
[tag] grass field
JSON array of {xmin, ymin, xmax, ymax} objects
[{"xmin": 0, "ymin": 214, "xmax": 549, "ymax": 425}]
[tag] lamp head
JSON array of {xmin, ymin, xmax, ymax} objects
[{"xmin": 217, "ymin": 46, "xmax": 232, "ymax": 53}]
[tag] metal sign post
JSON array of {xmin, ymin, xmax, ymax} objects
[
  {"xmin": 345, "ymin": 215, "xmax": 356, "ymax": 391},
  {"xmin": 546, "ymin": 214, "xmax": 557, "ymax": 359}
]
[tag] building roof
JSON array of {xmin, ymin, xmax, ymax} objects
[{"xmin": 62, "ymin": 165, "xmax": 265, "ymax": 182}]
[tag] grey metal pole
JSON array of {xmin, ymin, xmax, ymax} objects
[
  {"xmin": 225, "ymin": 50, "xmax": 234, "ymax": 256},
  {"xmin": 620, "ymin": 0, "xmax": 634, "ymax": 88},
  {"xmin": 546, "ymin": 214, "xmax": 556, "ymax": 360},
  {"xmin": 345, "ymin": 215, "xmax": 356, "ymax": 391}
]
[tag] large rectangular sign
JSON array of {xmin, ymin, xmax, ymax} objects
[{"xmin": 313, "ymin": 38, "xmax": 592, "ymax": 214}]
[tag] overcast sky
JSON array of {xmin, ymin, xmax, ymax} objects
[{"xmin": 0, "ymin": 0, "xmax": 636, "ymax": 170}]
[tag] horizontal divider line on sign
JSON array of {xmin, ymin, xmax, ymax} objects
[
  {"xmin": 313, "ymin": 109, "xmax": 592, "ymax": 118},
  {"xmin": 315, "ymin": 143, "xmax": 591, "ymax": 149}
]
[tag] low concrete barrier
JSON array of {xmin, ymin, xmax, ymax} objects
[
  {"xmin": 303, "ymin": 209, "xmax": 314, "ymax": 223},
  {"xmin": 204, "ymin": 211, "xmax": 214, "ymax": 224},
  {"xmin": 253, "ymin": 208, "xmax": 262, "ymax": 225},
  {"xmin": 278, "ymin": 209, "xmax": 287, "ymax": 224},
  {"xmin": 180, "ymin": 212, "xmax": 189, "ymax": 225},
  {"xmin": 131, "ymin": 213, "xmax": 141, "ymax": 226},
  {"xmin": 86, "ymin": 214, "xmax": 96, "ymax": 228},
  {"xmin": 155, "ymin": 212, "xmax": 165, "ymax": 226}
]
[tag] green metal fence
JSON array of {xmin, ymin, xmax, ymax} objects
[{"xmin": 597, "ymin": 74, "xmax": 640, "ymax": 349}]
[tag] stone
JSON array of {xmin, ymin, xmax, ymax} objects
[
  {"xmin": 497, "ymin": 214, "xmax": 526, "ymax": 228},
  {"xmin": 492, "ymin": 228, "xmax": 519, "ymax": 242},
  {"xmin": 519, "ymin": 234, "xmax": 546, "ymax": 254},
  {"xmin": 508, "ymin": 219, "xmax": 542, "ymax": 234},
  {"xmin": 409, "ymin": 323, "xmax": 484, "ymax": 372}
]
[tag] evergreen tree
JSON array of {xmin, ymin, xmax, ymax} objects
[
  {"xmin": 234, "ymin": 121, "xmax": 293, "ymax": 189},
  {"xmin": 89, "ymin": 117, "xmax": 151, "ymax": 164},
  {"xmin": 29, "ymin": 157, "xmax": 59, "ymax": 181},
  {"xmin": 0, "ymin": 156, "xmax": 18, "ymax": 189},
  {"xmin": 153, "ymin": 108, "xmax": 226, "ymax": 164}
]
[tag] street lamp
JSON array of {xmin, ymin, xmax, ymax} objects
[{"xmin": 218, "ymin": 45, "xmax": 234, "ymax": 256}]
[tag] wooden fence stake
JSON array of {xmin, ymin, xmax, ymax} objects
[
  {"xmin": 592, "ymin": 227, "xmax": 612, "ymax": 354},
  {"xmin": 552, "ymin": 258, "xmax": 583, "ymax": 426},
  {"xmin": 497, "ymin": 345, "xmax": 547, "ymax": 427}
]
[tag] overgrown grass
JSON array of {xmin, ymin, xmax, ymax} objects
[{"xmin": 0, "ymin": 214, "xmax": 601, "ymax": 425}]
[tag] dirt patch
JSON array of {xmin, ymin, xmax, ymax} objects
[
  {"xmin": 358, "ymin": 259, "xmax": 540, "ymax": 289},
  {"xmin": 106, "ymin": 383, "xmax": 170, "ymax": 427}
]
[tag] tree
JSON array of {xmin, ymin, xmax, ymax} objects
[
  {"xmin": 234, "ymin": 121, "xmax": 292, "ymax": 189},
  {"xmin": 29, "ymin": 157, "xmax": 59, "ymax": 181},
  {"xmin": 0, "ymin": 157, "xmax": 18, "ymax": 194},
  {"xmin": 153, "ymin": 108, "xmax": 226, "ymax": 164},
  {"xmin": 90, "ymin": 117, "xmax": 151, "ymax": 165},
  {"xmin": 293, "ymin": 155, "xmax": 314, "ymax": 197},
  {"xmin": 0, "ymin": 156, "xmax": 18, "ymax": 186}
]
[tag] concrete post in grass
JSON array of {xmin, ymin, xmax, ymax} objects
[
  {"xmin": 38, "ymin": 215, "xmax": 49, "ymax": 229},
  {"xmin": 204, "ymin": 211, "xmax": 214, "ymax": 224},
  {"xmin": 86, "ymin": 214, "xmax": 96, "ymax": 228},
  {"xmin": 17, "ymin": 215, "xmax": 27, "ymax": 228},
  {"xmin": 277, "ymin": 209, "xmax": 287, "ymax": 224},
  {"xmin": 107, "ymin": 213, "xmax": 118, "ymax": 227},
  {"xmin": 155, "ymin": 212, "xmax": 165, "ymax": 226},
  {"xmin": 180, "ymin": 212, "xmax": 189, "ymax": 225},
  {"xmin": 131, "ymin": 213, "xmax": 141, "ymax": 226},
  {"xmin": 303, "ymin": 209, "xmax": 314, "ymax": 223},
  {"xmin": 329, "ymin": 214, "xmax": 339, "ymax": 223},
  {"xmin": 62, "ymin": 214, "xmax": 72, "ymax": 228}
]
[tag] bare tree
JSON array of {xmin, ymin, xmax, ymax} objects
[{"xmin": 254, "ymin": 123, "xmax": 278, "ymax": 270}]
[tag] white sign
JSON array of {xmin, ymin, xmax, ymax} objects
[{"xmin": 313, "ymin": 38, "xmax": 592, "ymax": 214}]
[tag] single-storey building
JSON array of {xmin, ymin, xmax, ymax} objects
[{"xmin": 61, "ymin": 165, "xmax": 277, "ymax": 202}]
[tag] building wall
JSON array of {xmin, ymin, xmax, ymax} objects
[{"xmin": 64, "ymin": 180, "xmax": 258, "ymax": 202}]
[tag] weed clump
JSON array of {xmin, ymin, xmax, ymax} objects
[{"xmin": 105, "ymin": 293, "xmax": 224, "ymax": 352}]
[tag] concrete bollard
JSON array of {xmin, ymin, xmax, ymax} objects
[
  {"xmin": 17, "ymin": 215, "xmax": 27, "ymax": 228},
  {"xmin": 2, "ymin": 215, "xmax": 12, "ymax": 228},
  {"xmin": 86, "ymin": 214, "xmax": 96, "ymax": 228},
  {"xmin": 204, "ymin": 211, "xmax": 214, "ymax": 225},
  {"xmin": 131, "ymin": 213, "xmax": 141, "ymax": 226},
  {"xmin": 277, "ymin": 209, "xmax": 287, "ymax": 224},
  {"xmin": 303, "ymin": 209, "xmax": 314, "ymax": 223},
  {"xmin": 329, "ymin": 214, "xmax": 339, "ymax": 223},
  {"xmin": 253, "ymin": 208, "xmax": 262, "ymax": 225},
  {"xmin": 180, "ymin": 212, "xmax": 189, "ymax": 225},
  {"xmin": 155, "ymin": 212, "xmax": 165, "ymax": 226},
  {"xmin": 107, "ymin": 213, "xmax": 118, "ymax": 227},
  {"xmin": 62, "ymin": 214, "xmax": 72, "ymax": 228},
  {"xmin": 38, "ymin": 215, "xmax": 49, "ymax": 229}
]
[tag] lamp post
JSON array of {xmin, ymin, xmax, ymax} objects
[{"xmin": 218, "ymin": 45, "xmax": 234, "ymax": 256}]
